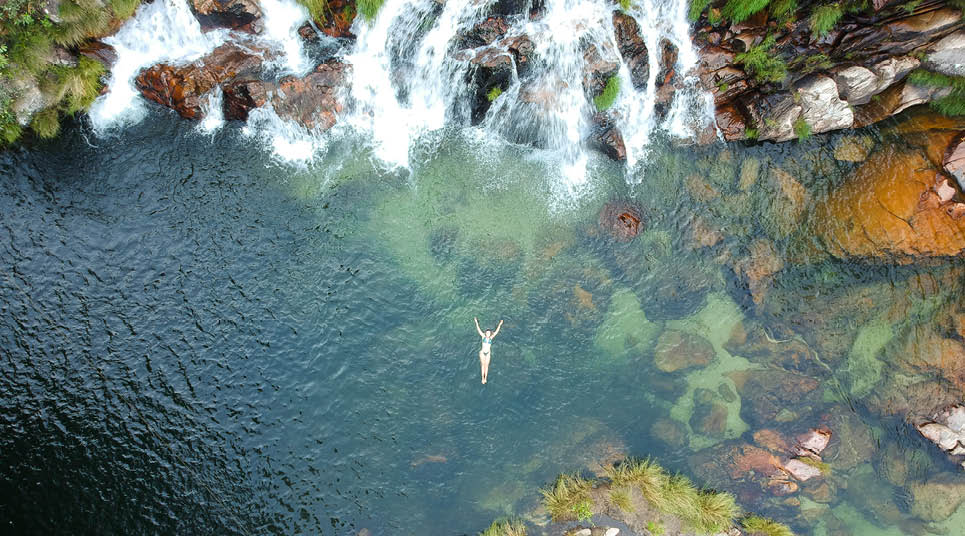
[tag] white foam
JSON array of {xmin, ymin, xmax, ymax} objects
[
  {"xmin": 260, "ymin": 0, "xmax": 313, "ymax": 75},
  {"xmin": 197, "ymin": 86, "xmax": 225, "ymax": 133}
]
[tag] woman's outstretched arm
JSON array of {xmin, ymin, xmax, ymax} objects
[
  {"xmin": 474, "ymin": 317, "xmax": 484, "ymax": 337},
  {"xmin": 492, "ymin": 319, "xmax": 504, "ymax": 337}
]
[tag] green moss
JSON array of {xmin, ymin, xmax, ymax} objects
[
  {"xmin": 796, "ymin": 456, "xmax": 831, "ymax": 475},
  {"xmin": 902, "ymin": 0, "xmax": 922, "ymax": 13},
  {"xmin": 735, "ymin": 35, "xmax": 787, "ymax": 84},
  {"xmin": 358, "ymin": 0, "xmax": 385, "ymax": 21},
  {"xmin": 742, "ymin": 515, "xmax": 795, "ymax": 536},
  {"xmin": 29, "ymin": 106, "xmax": 59, "ymax": 138},
  {"xmin": 745, "ymin": 128, "xmax": 759, "ymax": 140},
  {"xmin": 688, "ymin": 0, "xmax": 712, "ymax": 21},
  {"xmin": 790, "ymin": 53, "xmax": 832, "ymax": 74},
  {"xmin": 594, "ymin": 75, "xmax": 621, "ymax": 111},
  {"xmin": 486, "ymin": 86, "xmax": 503, "ymax": 102},
  {"xmin": 792, "ymin": 117, "xmax": 811, "ymax": 141},
  {"xmin": 722, "ymin": 0, "xmax": 771, "ymax": 23},
  {"xmin": 646, "ymin": 521, "xmax": 665, "ymax": 536},
  {"xmin": 810, "ymin": 3, "xmax": 843, "ymax": 37},
  {"xmin": 480, "ymin": 519, "xmax": 526, "ymax": 536}
]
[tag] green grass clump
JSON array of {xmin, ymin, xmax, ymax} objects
[
  {"xmin": 722, "ymin": 0, "xmax": 771, "ymax": 23},
  {"xmin": 109, "ymin": 0, "xmax": 141, "ymax": 19},
  {"xmin": 594, "ymin": 75, "xmax": 621, "ymax": 111},
  {"xmin": 660, "ymin": 474, "xmax": 701, "ymax": 517},
  {"xmin": 735, "ymin": 35, "xmax": 787, "ymax": 83},
  {"xmin": 610, "ymin": 487, "xmax": 633, "ymax": 512},
  {"xmin": 53, "ymin": 0, "xmax": 114, "ymax": 47},
  {"xmin": 688, "ymin": 0, "xmax": 712, "ymax": 21},
  {"xmin": 480, "ymin": 519, "xmax": 526, "ymax": 536},
  {"xmin": 540, "ymin": 473, "xmax": 593, "ymax": 522},
  {"xmin": 358, "ymin": 0, "xmax": 385, "ymax": 21},
  {"xmin": 931, "ymin": 95, "xmax": 965, "ymax": 116},
  {"xmin": 297, "ymin": 0, "xmax": 329, "ymax": 22},
  {"xmin": 606, "ymin": 457, "xmax": 669, "ymax": 503},
  {"xmin": 573, "ymin": 500, "xmax": 593, "ymax": 522},
  {"xmin": 742, "ymin": 515, "xmax": 795, "ymax": 536},
  {"xmin": 620, "ymin": 0, "xmax": 633, "ymax": 11},
  {"xmin": 646, "ymin": 521, "xmax": 665, "ymax": 536},
  {"xmin": 769, "ymin": 0, "xmax": 797, "ymax": 21},
  {"xmin": 793, "ymin": 117, "xmax": 811, "ymax": 141},
  {"xmin": 745, "ymin": 127, "xmax": 759, "ymax": 140},
  {"xmin": 809, "ymin": 3, "xmax": 843, "ymax": 37},
  {"xmin": 487, "ymin": 86, "xmax": 503, "ymax": 102},
  {"xmin": 29, "ymin": 106, "xmax": 59, "ymax": 138},
  {"xmin": 690, "ymin": 490, "xmax": 741, "ymax": 533}
]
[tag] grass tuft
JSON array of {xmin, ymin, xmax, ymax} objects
[
  {"xmin": 540, "ymin": 473, "xmax": 593, "ymax": 522},
  {"xmin": 691, "ymin": 490, "xmax": 741, "ymax": 533},
  {"xmin": 809, "ymin": 3, "xmax": 843, "ymax": 37},
  {"xmin": 487, "ymin": 86, "xmax": 503, "ymax": 102},
  {"xmin": 606, "ymin": 457, "xmax": 669, "ymax": 503},
  {"xmin": 29, "ymin": 106, "xmax": 60, "ymax": 138},
  {"xmin": 688, "ymin": 0, "xmax": 711, "ymax": 21},
  {"xmin": 647, "ymin": 521, "xmax": 665, "ymax": 536},
  {"xmin": 721, "ymin": 0, "xmax": 771, "ymax": 23},
  {"xmin": 297, "ymin": 0, "xmax": 330, "ymax": 22},
  {"xmin": 769, "ymin": 0, "xmax": 797, "ymax": 21},
  {"xmin": 609, "ymin": 487, "xmax": 633, "ymax": 512},
  {"xmin": 742, "ymin": 515, "xmax": 795, "ymax": 536},
  {"xmin": 735, "ymin": 35, "xmax": 786, "ymax": 83},
  {"xmin": 109, "ymin": 0, "xmax": 141, "ymax": 19},
  {"xmin": 793, "ymin": 117, "xmax": 811, "ymax": 141},
  {"xmin": 480, "ymin": 518, "xmax": 526, "ymax": 536},
  {"xmin": 594, "ymin": 75, "xmax": 621, "ymax": 111},
  {"xmin": 53, "ymin": 0, "xmax": 113, "ymax": 46},
  {"xmin": 745, "ymin": 127, "xmax": 759, "ymax": 140},
  {"xmin": 358, "ymin": 0, "xmax": 385, "ymax": 21}
]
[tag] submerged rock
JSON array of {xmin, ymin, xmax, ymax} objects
[
  {"xmin": 909, "ymin": 473, "xmax": 965, "ymax": 522},
  {"xmin": 735, "ymin": 369, "xmax": 819, "ymax": 427},
  {"xmin": 588, "ymin": 113, "xmax": 627, "ymax": 162},
  {"xmin": 653, "ymin": 330, "xmax": 715, "ymax": 373},
  {"xmin": 597, "ymin": 201, "xmax": 643, "ymax": 242},
  {"xmin": 915, "ymin": 405, "xmax": 965, "ymax": 467}
]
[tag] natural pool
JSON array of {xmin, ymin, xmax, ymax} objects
[{"xmin": 2, "ymin": 109, "xmax": 965, "ymax": 536}]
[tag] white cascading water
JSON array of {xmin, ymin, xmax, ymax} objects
[
  {"xmin": 91, "ymin": 0, "xmax": 714, "ymax": 182},
  {"xmin": 197, "ymin": 87, "xmax": 226, "ymax": 133}
]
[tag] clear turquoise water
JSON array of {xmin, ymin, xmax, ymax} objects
[{"xmin": 1, "ymin": 112, "xmax": 963, "ymax": 535}]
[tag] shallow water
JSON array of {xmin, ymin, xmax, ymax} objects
[{"xmin": 1, "ymin": 110, "xmax": 964, "ymax": 535}]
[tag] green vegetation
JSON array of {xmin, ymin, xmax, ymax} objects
[
  {"xmin": 688, "ymin": 0, "xmax": 712, "ymax": 21},
  {"xmin": 647, "ymin": 520, "xmax": 665, "ymax": 536},
  {"xmin": 610, "ymin": 487, "xmax": 633, "ymax": 512},
  {"xmin": 480, "ymin": 519, "xmax": 526, "ymax": 536},
  {"xmin": 796, "ymin": 456, "xmax": 831, "ymax": 474},
  {"xmin": 358, "ymin": 0, "xmax": 385, "ymax": 21},
  {"xmin": 722, "ymin": 0, "xmax": 772, "ymax": 24},
  {"xmin": 745, "ymin": 127, "xmax": 759, "ymax": 140},
  {"xmin": 594, "ymin": 75, "xmax": 621, "ymax": 111},
  {"xmin": 487, "ymin": 86, "xmax": 503, "ymax": 102},
  {"xmin": 907, "ymin": 69, "xmax": 965, "ymax": 117},
  {"xmin": 605, "ymin": 458, "xmax": 740, "ymax": 534},
  {"xmin": 1, "ymin": 1, "xmax": 139, "ymax": 144},
  {"xmin": 573, "ymin": 499, "xmax": 593, "ymax": 522},
  {"xmin": 790, "ymin": 53, "xmax": 832, "ymax": 74},
  {"xmin": 902, "ymin": 0, "xmax": 922, "ymax": 13},
  {"xmin": 769, "ymin": 0, "xmax": 797, "ymax": 22},
  {"xmin": 735, "ymin": 35, "xmax": 787, "ymax": 84},
  {"xmin": 540, "ymin": 473, "xmax": 593, "ymax": 521},
  {"xmin": 297, "ymin": 0, "xmax": 330, "ymax": 22},
  {"xmin": 620, "ymin": 0, "xmax": 633, "ymax": 11},
  {"xmin": 809, "ymin": 3, "xmax": 843, "ymax": 37},
  {"xmin": 742, "ymin": 515, "xmax": 795, "ymax": 536},
  {"xmin": 793, "ymin": 117, "xmax": 811, "ymax": 141}
]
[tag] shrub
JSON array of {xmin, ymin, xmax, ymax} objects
[
  {"xmin": 735, "ymin": 35, "xmax": 787, "ymax": 83},
  {"xmin": 540, "ymin": 473, "xmax": 593, "ymax": 521},
  {"xmin": 793, "ymin": 117, "xmax": 811, "ymax": 140},
  {"xmin": 480, "ymin": 519, "xmax": 526, "ymax": 536},
  {"xmin": 742, "ymin": 515, "xmax": 795, "ymax": 536},
  {"xmin": 722, "ymin": 0, "xmax": 771, "ymax": 23},
  {"xmin": 809, "ymin": 3, "xmax": 843, "ymax": 37},
  {"xmin": 594, "ymin": 75, "xmax": 621, "ymax": 111},
  {"xmin": 358, "ymin": 0, "xmax": 385, "ymax": 21}
]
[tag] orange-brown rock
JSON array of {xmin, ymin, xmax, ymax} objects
[
  {"xmin": 136, "ymin": 43, "xmax": 265, "ymax": 119},
  {"xmin": 813, "ymin": 147, "xmax": 965, "ymax": 261},
  {"xmin": 269, "ymin": 61, "xmax": 349, "ymax": 131},
  {"xmin": 898, "ymin": 329, "xmax": 965, "ymax": 391},
  {"xmin": 946, "ymin": 132, "xmax": 965, "ymax": 188},
  {"xmin": 732, "ymin": 239, "xmax": 784, "ymax": 306},
  {"xmin": 598, "ymin": 200, "xmax": 643, "ymax": 242},
  {"xmin": 653, "ymin": 330, "xmax": 716, "ymax": 373},
  {"xmin": 753, "ymin": 429, "xmax": 792, "ymax": 453}
]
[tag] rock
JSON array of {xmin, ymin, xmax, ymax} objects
[
  {"xmin": 501, "ymin": 35, "xmax": 535, "ymax": 78},
  {"xmin": 490, "ymin": 0, "xmax": 529, "ymax": 16},
  {"xmin": 9, "ymin": 75, "xmax": 53, "ymax": 126},
  {"xmin": 909, "ymin": 474, "xmax": 965, "ymax": 522},
  {"xmin": 689, "ymin": 216, "xmax": 724, "ymax": 248},
  {"xmin": 736, "ymin": 369, "xmax": 819, "ymax": 427},
  {"xmin": 135, "ymin": 43, "xmax": 265, "ymax": 119},
  {"xmin": 468, "ymin": 46, "xmax": 514, "ymax": 123},
  {"xmin": 651, "ymin": 417, "xmax": 688, "ymax": 448},
  {"xmin": 877, "ymin": 441, "xmax": 910, "ymax": 487},
  {"xmin": 894, "ymin": 80, "xmax": 954, "ymax": 115},
  {"xmin": 221, "ymin": 79, "xmax": 269, "ymax": 121},
  {"xmin": 823, "ymin": 410, "xmax": 873, "ymax": 471},
  {"xmin": 814, "ymin": 147, "xmax": 965, "ymax": 261},
  {"xmin": 715, "ymin": 103, "xmax": 746, "ymax": 141},
  {"xmin": 746, "ymin": 91, "xmax": 802, "ymax": 142},
  {"xmin": 936, "ymin": 177, "xmax": 957, "ymax": 203},
  {"xmin": 833, "ymin": 65, "xmax": 880, "ymax": 105},
  {"xmin": 78, "ymin": 40, "xmax": 117, "ymax": 70},
  {"xmin": 604, "ymin": 528, "xmax": 620, "ymax": 536},
  {"xmin": 803, "ymin": 481, "xmax": 834, "ymax": 503},
  {"xmin": 833, "ymin": 135, "xmax": 874, "ymax": 162},
  {"xmin": 588, "ymin": 113, "xmax": 626, "ymax": 162},
  {"xmin": 924, "ymin": 30, "xmax": 965, "ymax": 77},
  {"xmin": 738, "ymin": 157, "xmax": 760, "ymax": 191},
  {"xmin": 795, "ymin": 74, "xmax": 854, "ymax": 135},
  {"xmin": 691, "ymin": 400, "xmax": 729, "ymax": 438},
  {"xmin": 884, "ymin": 8, "xmax": 965, "ymax": 54},
  {"xmin": 612, "ymin": 12, "xmax": 648, "ymax": 89},
  {"xmin": 945, "ymin": 133, "xmax": 965, "ymax": 189},
  {"xmin": 597, "ymin": 201, "xmax": 643, "ymax": 242},
  {"xmin": 270, "ymin": 61, "xmax": 349, "ymax": 131},
  {"xmin": 916, "ymin": 405, "xmax": 965, "ymax": 457},
  {"xmin": 313, "ymin": 0, "xmax": 356, "ymax": 39},
  {"xmin": 191, "ymin": 0, "xmax": 263, "ymax": 33},
  {"xmin": 731, "ymin": 239, "xmax": 783, "ymax": 306},
  {"xmin": 653, "ymin": 330, "xmax": 716, "ymax": 373},
  {"xmin": 655, "ymin": 38, "xmax": 678, "ymax": 90},
  {"xmin": 870, "ymin": 56, "xmax": 920, "ymax": 91},
  {"xmin": 753, "ymin": 429, "xmax": 791, "ymax": 453},
  {"xmin": 783, "ymin": 458, "xmax": 822, "ymax": 481},
  {"xmin": 794, "ymin": 428, "xmax": 831, "ymax": 457},
  {"xmin": 582, "ymin": 44, "xmax": 620, "ymax": 97},
  {"xmin": 686, "ymin": 174, "xmax": 721, "ymax": 202},
  {"xmin": 460, "ymin": 16, "xmax": 509, "ymax": 48}
]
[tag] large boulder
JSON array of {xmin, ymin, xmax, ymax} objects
[
  {"xmin": 612, "ymin": 12, "xmax": 648, "ymax": 90},
  {"xmin": 582, "ymin": 43, "xmax": 620, "ymax": 98},
  {"xmin": 796, "ymin": 75, "xmax": 854, "ymax": 137},
  {"xmin": 191, "ymin": 0, "xmax": 263, "ymax": 33},
  {"xmin": 945, "ymin": 132, "xmax": 965, "ymax": 189},
  {"xmin": 924, "ymin": 31, "xmax": 965, "ymax": 77},
  {"xmin": 135, "ymin": 43, "xmax": 265, "ymax": 119},
  {"xmin": 222, "ymin": 78, "xmax": 270, "ymax": 121},
  {"xmin": 269, "ymin": 61, "xmax": 349, "ymax": 130},
  {"xmin": 813, "ymin": 147, "xmax": 965, "ymax": 261},
  {"xmin": 459, "ymin": 16, "xmax": 509, "ymax": 49}
]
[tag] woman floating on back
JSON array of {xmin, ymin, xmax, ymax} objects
[{"xmin": 474, "ymin": 317, "xmax": 503, "ymax": 384}]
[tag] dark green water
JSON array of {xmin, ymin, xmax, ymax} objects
[{"xmin": 1, "ymin": 112, "xmax": 963, "ymax": 535}]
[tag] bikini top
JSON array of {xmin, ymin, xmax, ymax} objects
[{"xmin": 483, "ymin": 337, "xmax": 492, "ymax": 344}]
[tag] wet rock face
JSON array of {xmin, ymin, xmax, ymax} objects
[
  {"xmin": 191, "ymin": 0, "xmax": 263, "ymax": 33},
  {"xmin": 136, "ymin": 43, "xmax": 266, "ymax": 119},
  {"xmin": 597, "ymin": 201, "xmax": 643, "ymax": 242},
  {"xmin": 945, "ymin": 133, "xmax": 965, "ymax": 189},
  {"xmin": 270, "ymin": 61, "xmax": 349, "ymax": 131},
  {"xmin": 582, "ymin": 44, "xmax": 620, "ymax": 98},
  {"xmin": 909, "ymin": 473, "xmax": 965, "ymax": 522},
  {"xmin": 814, "ymin": 147, "xmax": 965, "ymax": 261},
  {"xmin": 222, "ymin": 79, "xmax": 269, "ymax": 121},
  {"xmin": 915, "ymin": 405, "xmax": 965, "ymax": 469},
  {"xmin": 588, "ymin": 113, "xmax": 626, "ymax": 162},
  {"xmin": 78, "ymin": 40, "xmax": 118, "ymax": 70},
  {"xmin": 612, "ymin": 12, "xmax": 648, "ymax": 90},
  {"xmin": 460, "ymin": 16, "xmax": 509, "ymax": 49}
]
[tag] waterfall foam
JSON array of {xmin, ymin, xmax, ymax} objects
[
  {"xmin": 197, "ymin": 87, "xmax": 226, "ymax": 133},
  {"xmin": 259, "ymin": 0, "xmax": 313, "ymax": 75}
]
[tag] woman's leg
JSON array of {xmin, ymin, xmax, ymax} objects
[{"xmin": 479, "ymin": 351, "xmax": 490, "ymax": 384}]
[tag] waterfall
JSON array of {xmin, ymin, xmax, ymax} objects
[
  {"xmin": 259, "ymin": 0, "xmax": 313, "ymax": 75},
  {"xmin": 197, "ymin": 87, "xmax": 226, "ymax": 133}
]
